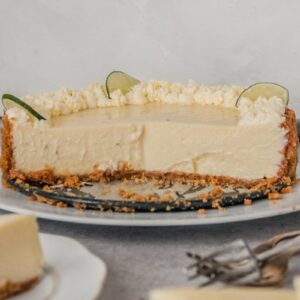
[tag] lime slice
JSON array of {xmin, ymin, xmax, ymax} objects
[
  {"xmin": 236, "ymin": 82, "xmax": 289, "ymax": 107},
  {"xmin": 2, "ymin": 94, "xmax": 46, "ymax": 120},
  {"xmin": 105, "ymin": 71, "xmax": 140, "ymax": 99}
]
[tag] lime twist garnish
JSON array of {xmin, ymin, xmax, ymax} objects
[
  {"xmin": 2, "ymin": 94, "xmax": 46, "ymax": 120},
  {"xmin": 105, "ymin": 71, "xmax": 140, "ymax": 99}
]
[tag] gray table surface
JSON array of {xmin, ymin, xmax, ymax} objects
[{"xmin": 1, "ymin": 210, "xmax": 300, "ymax": 300}]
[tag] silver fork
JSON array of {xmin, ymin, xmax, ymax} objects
[
  {"xmin": 186, "ymin": 239, "xmax": 261, "ymax": 286},
  {"xmin": 186, "ymin": 233, "xmax": 300, "ymax": 287}
]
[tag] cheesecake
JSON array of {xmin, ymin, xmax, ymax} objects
[
  {"xmin": 0, "ymin": 214, "xmax": 43, "ymax": 299},
  {"xmin": 1, "ymin": 74, "xmax": 298, "ymax": 197},
  {"xmin": 149, "ymin": 288, "xmax": 297, "ymax": 300}
]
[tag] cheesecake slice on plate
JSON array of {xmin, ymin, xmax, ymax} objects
[
  {"xmin": 0, "ymin": 214, "xmax": 43, "ymax": 299},
  {"xmin": 1, "ymin": 73, "xmax": 298, "ymax": 206}
]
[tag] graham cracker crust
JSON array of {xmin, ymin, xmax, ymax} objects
[
  {"xmin": 0, "ymin": 277, "xmax": 38, "ymax": 300},
  {"xmin": 1, "ymin": 115, "xmax": 14, "ymax": 179},
  {"xmin": 1, "ymin": 108, "xmax": 298, "ymax": 190}
]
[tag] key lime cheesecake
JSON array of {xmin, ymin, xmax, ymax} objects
[
  {"xmin": 1, "ymin": 72, "xmax": 298, "ymax": 194},
  {"xmin": 0, "ymin": 214, "xmax": 43, "ymax": 299},
  {"xmin": 150, "ymin": 288, "xmax": 297, "ymax": 300}
]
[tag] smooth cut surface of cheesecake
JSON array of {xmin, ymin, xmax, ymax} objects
[
  {"xmin": 8, "ymin": 104, "xmax": 293, "ymax": 180},
  {"xmin": 1, "ymin": 80, "xmax": 298, "ymax": 190},
  {"xmin": 0, "ymin": 214, "xmax": 43, "ymax": 299}
]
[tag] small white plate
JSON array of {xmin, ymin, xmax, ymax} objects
[{"xmin": 11, "ymin": 233, "xmax": 107, "ymax": 300}]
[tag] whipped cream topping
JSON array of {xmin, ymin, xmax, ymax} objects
[
  {"xmin": 6, "ymin": 80, "xmax": 287, "ymax": 125},
  {"xmin": 238, "ymin": 96, "xmax": 286, "ymax": 125},
  {"xmin": 126, "ymin": 81, "xmax": 244, "ymax": 106},
  {"xmin": 21, "ymin": 81, "xmax": 244, "ymax": 115}
]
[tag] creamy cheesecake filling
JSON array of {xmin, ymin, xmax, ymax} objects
[
  {"xmin": 11, "ymin": 103, "xmax": 287, "ymax": 180},
  {"xmin": 0, "ymin": 215, "xmax": 43, "ymax": 285}
]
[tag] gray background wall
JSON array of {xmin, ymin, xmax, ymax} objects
[{"xmin": 0, "ymin": 0, "xmax": 299, "ymax": 113}]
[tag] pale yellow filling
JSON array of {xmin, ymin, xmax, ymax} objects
[
  {"xmin": 12, "ymin": 103, "xmax": 286, "ymax": 180},
  {"xmin": 149, "ymin": 288, "xmax": 296, "ymax": 300},
  {"xmin": 0, "ymin": 214, "xmax": 43, "ymax": 284}
]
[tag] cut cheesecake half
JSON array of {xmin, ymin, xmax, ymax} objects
[
  {"xmin": 0, "ymin": 214, "xmax": 43, "ymax": 299},
  {"xmin": 1, "ymin": 79, "xmax": 298, "ymax": 191}
]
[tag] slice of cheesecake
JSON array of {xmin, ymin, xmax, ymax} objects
[
  {"xmin": 149, "ymin": 288, "xmax": 296, "ymax": 300},
  {"xmin": 0, "ymin": 214, "xmax": 43, "ymax": 299},
  {"xmin": 1, "ymin": 78, "xmax": 298, "ymax": 193}
]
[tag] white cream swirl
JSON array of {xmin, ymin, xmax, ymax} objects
[
  {"xmin": 238, "ymin": 96, "xmax": 286, "ymax": 125},
  {"xmin": 5, "ymin": 80, "xmax": 287, "ymax": 126}
]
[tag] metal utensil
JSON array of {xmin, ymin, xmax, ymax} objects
[
  {"xmin": 252, "ymin": 230, "xmax": 300, "ymax": 286},
  {"xmin": 186, "ymin": 231, "xmax": 300, "ymax": 287},
  {"xmin": 186, "ymin": 239, "xmax": 261, "ymax": 287}
]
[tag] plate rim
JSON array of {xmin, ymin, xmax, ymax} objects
[
  {"xmin": 37, "ymin": 232, "xmax": 107, "ymax": 300},
  {"xmin": 0, "ymin": 196, "xmax": 299, "ymax": 226}
]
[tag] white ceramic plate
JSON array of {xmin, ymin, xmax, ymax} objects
[
  {"xmin": 11, "ymin": 233, "xmax": 107, "ymax": 300},
  {"xmin": 0, "ymin": 178, "xmax": 300, "ymax": 226}
]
